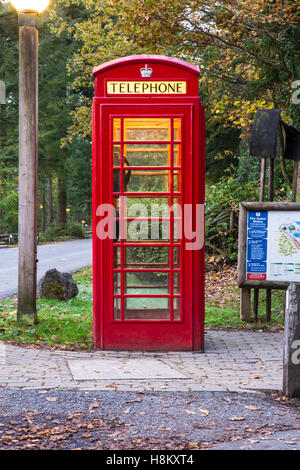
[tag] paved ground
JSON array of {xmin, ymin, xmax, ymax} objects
[
  {"xmin": 2, "ymin": 330, "xmax": 300, "ymax": 450},
  {"xmin": 0, "ymin": 239, "xmax": 92, "ymax": 299},
  {"xmin": 0, "ymin": 331, "xmax": 283, "ymax": 392}
]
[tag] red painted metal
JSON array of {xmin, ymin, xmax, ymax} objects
[{"xmin": 92, "ymin": 55, "xmax": 205, "ymax": 351}]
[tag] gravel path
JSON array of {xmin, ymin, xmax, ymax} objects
[{"xmin": 0, "ymin": 389, "xmax": 299, "ymax": 450}]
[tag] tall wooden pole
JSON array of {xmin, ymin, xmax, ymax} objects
[
  {"xmin": 292, "ymin": 161, "xmax": 298, "ymax": 202},
  {"xmin": 17, "ymin": 11, "xmax": 39, "ymax": 324},
  {"xmin": 253, "ymin": 158, "xmax": 267, "ymax": 322},
  {"xmin": 265, "ymin": 157, "xmax": 275, "ymax": 322}
]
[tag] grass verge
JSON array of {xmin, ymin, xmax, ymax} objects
[
  {"xmin": 0, "ymin": 264, "xmax": 285, "ymax": 349},
  {"xmin": 0, "ymin": 268, "xmax": 93, "ymax": 349}
]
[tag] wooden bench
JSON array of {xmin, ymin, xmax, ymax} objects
[{"xmin": 0, "ymin": 233, "xmax": 18, "ymax": 246}]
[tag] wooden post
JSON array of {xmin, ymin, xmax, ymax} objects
[
  {"xmin": 268, "ymin": 157, "xmax": 274, "ymax": 201},
  {"xmin": 292, "ymin": 161, "xmax": 298, "ymax": 202},
  {"xmin": 240, "ymin": 287, "xmax": 251, "ymax": 322},
  {"xmin": 253, "ymin": 288, "xmax": 259, "ymax": 322},
  {"xmin": 239, "ymin": 202, "xmax": 252, "ymax": 321},
  {"xmin": 17, "ymin": 12, "xmax": 39, "ymax": 324},
  {"xmin": 259, "ymin": 158, "xmax": 266, "ymax": 202},
  {"xmin": 253, "ymin": 158, "xmax": 268, "ymax": 322},
  {"xmin": 283, "ymin": 283, "xmax": 300, "ymax": 397},
  {"xmin": 265, "ymin": 157, "xmax": 275, "ymax": 321},
  {"xmin": 297, "ymin": 161, "xmax": 300, "ymax": 202},
  {"xmin": 266, "ymin": 288, "xmax": 272, "ymax": 322}
]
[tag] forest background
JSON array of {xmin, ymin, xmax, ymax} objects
[{"xmin": 0, "ymin": 0, "xmax": 299, "ymax": 260}]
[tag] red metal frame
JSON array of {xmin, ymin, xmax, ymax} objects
[{"xmin": 93, "ymin": 55, "xmax": 205, "ymax": 351}]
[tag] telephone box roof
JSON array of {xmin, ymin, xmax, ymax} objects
[{"xmin": 93, "ymin": 55, "xmax": 200, "ymax": 77}]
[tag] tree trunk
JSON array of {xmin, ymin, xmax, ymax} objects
[
  {"xmin": 57, "ymin": 178, "xmax": 67, "ymax": 226},
  {"xmin": 283, "ymin": 283, "xmax": 300, "ymax": 397},
  {"xmin": 47, "ymin": 177, "xmax": 53, "ymax": 225},
  {"xmin": 41, "ymin": 188, "xmax": 46, "ymax": 233}
]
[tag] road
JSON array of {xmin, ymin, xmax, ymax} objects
[
  {"xmin": 0, "ymin": 389, "xmax": 299, "ymax": 450},
  {"xmin": 0, "ymin": 238, "xmax": 92, "ymax": 299}
]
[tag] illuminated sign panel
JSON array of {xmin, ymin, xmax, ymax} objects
[{"xmin": 107, "ymin": 81, "xmax": 187, "ymax": 95}]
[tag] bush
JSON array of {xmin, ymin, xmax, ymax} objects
[
  {"xmin": 205, "ymin": 170, "xmax": 291, "ymax": 262},
  {"xmin": 205, "ymin": 176, "xmax": 259, "ymax": 262},
  {"xmin": 39, "ymin": 222, "xmax": 86, "ymax": 243},
  {"xmin": 0, "ymin": 190, "xmax": 18, "ymax": 233}
]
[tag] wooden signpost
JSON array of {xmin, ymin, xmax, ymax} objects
[
  {"xmin": 238, "ymin": 202, "xmax": 300, "ymax": 321},
  {"xmin": 240, "ymin": 109, "xmax": 300, "ymax": 322}
]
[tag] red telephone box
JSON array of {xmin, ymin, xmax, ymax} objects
[{"xmin": 92, "ymin": 55, "xmax": 205, "ymax": 351}]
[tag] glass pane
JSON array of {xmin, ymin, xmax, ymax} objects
[
  {"xmin": 126, "ymin": 197, "xmax": 170, "ymax": 216},
  {"xmin": 173, "ymin": 170, "xmax": 181, "ymax": 192},
  {"xmin": 125, "ymin": 144, "xmax": 170, "ymax": 167},
  {"xmin": 172, "ymin": 202, "xmax": 182, "ymax": 241},
  {"xmin": 113, "ymin": 118, "xmax": 121, "ymax": 141},
  {"xmin": 174, "ymin": 218, "xmax": 182, "ymax": 241},
  {"xmin": 174, "ymin": 273, "xmax": 180, "ymax": 294},
  {"xmin": 125, "ymin": 246, "xmax": 169, "ymax": 267},
  {"xmin": 174, "ymin": 144, "xmax": 181, "ymax": 166},
  {"xmin": 124, "ymin": 297, "xmax": 170, "ymax": 320},
  {"xmin": 115, "ymin": 197, "xmax": 171, "ymax": 215},
  {"xmin": 113, "ymin": 145, "xmax": 120, "ymax": 166},
  {"xmin": 114, "ymin": 273, "xmax": 121, "ymax": 294},
  {"xmin": 114, "ymin": 247, "xmax": 120, "ymax": 267},
  {"xmin": 124, "ymin": 118, "xmax": 171, "ymax": 141},
  {"xmin": 113, "ymin": 168, "xmax": 132, "ymax": 193},
  {"xmin": 126, "ymin": 221, "xmax": 170, "ymax": 241},
  {"xmin": 173, "ymin": 297, "xmax": 180, "ymax": 320},
  {"xmin": 125, "ymin": 272, "xmax": 169, "ymax": 295},
  {"xmin": 173, "ymin": 118, "xmax": 181, "ymax": 141},
  {"xmin": 118, "ymin": 171, "xmax": 180, "ymax": 194},
  {"xmin": 125, "ymin": 170, "xmax": 170, "ymax": 193},
  {"xmin": 114, "ymin": 297, "xmax": 121, "ymax": 320},
  {"xmin": 173, "ymin": 247, "xmax": 180, "ymax": 267}
]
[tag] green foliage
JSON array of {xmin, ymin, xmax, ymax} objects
[
  {"xmin": 205, "ymin": 176, "xmax": 259, "ymax": 262},
  {"xmin": 39, "ymin": 222, "xmax": 86, "ymax": 243},
  {"xmin": 0, "ymin": 189, "xmax": 18, "ymax": 233},
  {"xmin": 0, "ymin": 2, "xmax": 92, "ymax": 234}
]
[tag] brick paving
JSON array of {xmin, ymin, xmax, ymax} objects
[{"xmin": 0, "ymin": 330, "xmax": 283, "ymax": 392}]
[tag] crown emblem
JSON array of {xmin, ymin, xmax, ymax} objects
[{"xmin": 140, "ymin": 64, "xmax": 153, "ymax": 78}]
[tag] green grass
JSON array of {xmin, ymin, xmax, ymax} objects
[
  {"xmin": 0, "ymin": 266, "xmax": 285, "ymax": 349},
  {"xmin": 0, "ymin": 267, "xmax": 94, "ymax": 349},
  {"xmin": 205, "ymin": 286, "xmax": 285, "ymax": 331}
]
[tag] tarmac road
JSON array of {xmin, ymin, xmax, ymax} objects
[
  {"xmin": 0, "ymin": 238, "xmax": 92, "ymax": 299},
  {"xmin": 0, "ymin": 389, "xmax": 299, "ymax": 450}
]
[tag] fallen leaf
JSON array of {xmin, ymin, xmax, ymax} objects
[
  {"xmin": 89, "ymin": 400, "xmax": 100, "ymax": 410},
  {"xmin": 199, "ymin": 409, "xmax": 210, "ymax": 416}
]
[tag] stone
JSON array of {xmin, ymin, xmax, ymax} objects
[{"xmin": 37, "ymin": 268, "xmax": 78, "ymax": 301}]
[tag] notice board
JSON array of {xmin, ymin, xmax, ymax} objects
[{"xmin": 238, "ymin": 202, "xmax": 300, "ymax": 288}]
